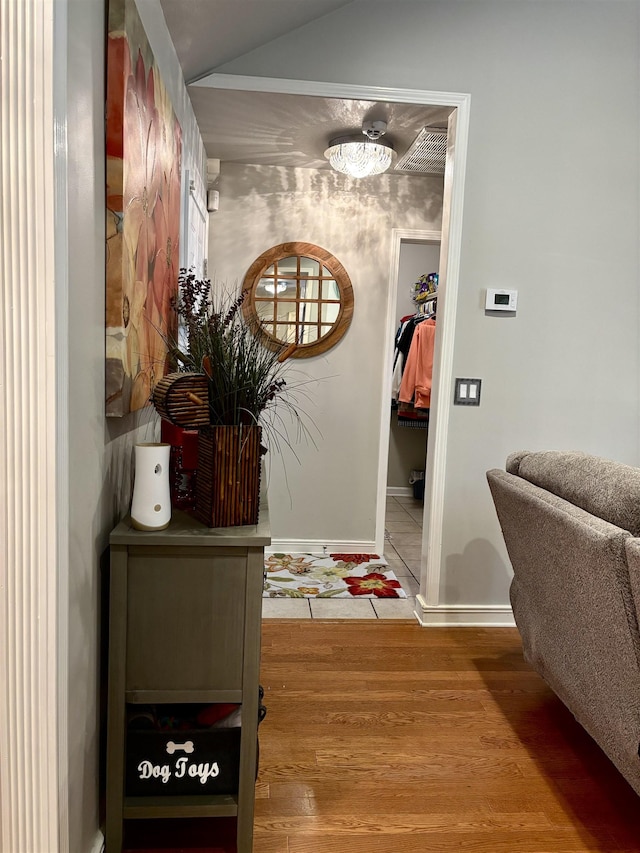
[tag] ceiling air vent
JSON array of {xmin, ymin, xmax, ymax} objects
[{"xmin": 394, "ymin": 127, "xmax": 447, "ymax": 175}]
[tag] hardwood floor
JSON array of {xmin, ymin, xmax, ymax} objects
[{"xmin": 124, "ymin": 620, "xmax": 640, "ymax": 852}]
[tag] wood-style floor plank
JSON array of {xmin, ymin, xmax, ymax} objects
[
  {"xmin": 284, "ymin": 831, "xmax": 621, "ymax": 853},
  {"xmin": 254, "ymin": 621, "xmax": 640, "ymax": 853}
]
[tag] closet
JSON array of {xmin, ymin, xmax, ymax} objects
[{"xmin": 386, "ymin": 240, "xmax": 440, "ymax": 499}]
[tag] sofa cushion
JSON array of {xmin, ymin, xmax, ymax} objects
[
  {"xmin": 505, "ymin": 450, "xmax": 531, "ymax": 475},
  {"xmin": 506, "ymin": 450, "xmax": 640, "ymax": 536}
]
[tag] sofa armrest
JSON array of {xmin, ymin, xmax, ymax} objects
[
  {"xmin": 488, "ymin": 467, "xmax": 640, "ymax": 797},
  {"xmin": 624, "ymin": 538, "xmax": 640, "ymax": 650},
  {"xmin": 501, "ymin": 451, "xmax": 640, "ymax": 536}
]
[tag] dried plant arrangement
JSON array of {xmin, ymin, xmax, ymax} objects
[{"xmin": 159, "ymin": 268, "xmax": 315, "ymax": 453}]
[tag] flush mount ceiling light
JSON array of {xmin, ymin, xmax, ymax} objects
[
  {"xmin": 324, "ymin": 120, "xmax": 395, "ymax": 178},
  {"xmin": 264, "ymin": 280, "xmax": 288, "ymax": 294}
]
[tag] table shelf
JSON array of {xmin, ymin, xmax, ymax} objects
[
  {"xmin": 105, "ymin": 509, "xmax": 269, "ymax": 852},
  {"xmin": 123, "ymin": 794, "xmax": 239, "ymax": 819}
]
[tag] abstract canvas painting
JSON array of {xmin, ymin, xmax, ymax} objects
[{"xmin": 105, "ymin": 0, "xmax": 182, "ymax": 416}]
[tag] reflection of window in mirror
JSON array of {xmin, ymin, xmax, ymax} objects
[{"xmin": 242, "ymin": 242, "xmax": 354, "ymax": 358}]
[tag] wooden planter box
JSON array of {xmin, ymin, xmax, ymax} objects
[{"xmin": 193, "ymin": 425, "xmax": 261, "ymax": 528}]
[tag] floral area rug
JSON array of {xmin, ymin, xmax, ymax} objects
[{"xmin": 263, "ymin": 553, "xmax": 407, "ymax": 599}]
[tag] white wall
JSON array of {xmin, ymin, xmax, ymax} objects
[
  {"xmin": 217, "ymin": 1, "xmax": 640, "ymax": 605},
  {"xmin": 64, "ymin": 1, "xmax": 206, "ymax": 848},
  {"xmin": 209, "ymin": 163, "xmax": 443, "ymax": 546}
]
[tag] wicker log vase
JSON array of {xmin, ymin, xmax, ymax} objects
[
  {"xmin": 193, "ymin": 424, "xmax": 262, "ymax": 528},
  {"xmin": 152, "ymin": 372, "xmax": 210, "ymax": 427}
]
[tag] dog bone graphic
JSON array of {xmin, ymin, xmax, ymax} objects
[{"xmin": 166, "ymin": 740, "xmax": 195, "ymax": 755}]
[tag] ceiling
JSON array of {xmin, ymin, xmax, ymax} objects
[
  {"xmin": 159, "ymin": 0, "xmax": 452, "ymax": 174},
  {"xmin": 158, "ymin": 0, "xmax": 355, "ymax": 84},
  {"xmin": 188, "ymin": 87, "xmax": 451, "ymax": 172}
]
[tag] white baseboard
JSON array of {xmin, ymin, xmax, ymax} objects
[
  {"xmin": 89, "ymin": 829, "xmax": 105, "ymax": 853},
  {"xmin": 414, "ymin": 595, "xmax": 516, "ymax": 627},
  {"xmin": 386, "ymin": 486, "xmax": 413, "ymax": 497},
  {"xmin": 268, "ymin": 539, "xmax": 378, "ymax": 556}
]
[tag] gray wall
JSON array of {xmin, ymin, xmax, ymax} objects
[
  {"xmin": 218, "ymin": 0, "xmax": 640, "ymax": 603},
  {"xmin": 64, "ymin": 1, "xmax": 205, "ymax": 848},
  {"xmin": 209, "ymin": 163, "xmax": 443, "ymax": 544}
]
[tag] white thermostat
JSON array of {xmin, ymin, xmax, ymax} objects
[{"xmin": 485, "ymin": 288, "xmax": 518, "ymax": 312}]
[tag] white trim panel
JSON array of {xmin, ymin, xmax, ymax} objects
[
  {"xmin": 423, "ymin": 105, "xmax": 470, "ymax": 607},
  {"xmin": 193, "ymin": 74, "xmax": 468, "ymax": 110},
  {"xmin": 53, "ymin": 0, "xmax": 70, "ymax": 850},
  {"xmin": 269, "ymin": 539, "xmax": 378, "ymax": 556},
  {"xmin": 414, "ymin": 595, "xmax": 516, "ymax": 627},
  {"xmin": 0, "ymin": 0, "xmax": 63, "ymax": 850},
  {"xmin": 386, "ymin": 486, "xmax": 414, "ymax": 497}
]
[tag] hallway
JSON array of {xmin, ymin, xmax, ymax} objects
[{"xmin": 261, "ymin": 495, "xmax": 423, "ymax": 620}]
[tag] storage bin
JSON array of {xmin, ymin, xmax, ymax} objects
[
  {"xmin": 409, "ymin": 469, "xmax": 425, "ymax": 501},
  {"xmin": 124, "ymin": 696, "xmax": 266, "ymax": 797},
  {"xmin": 125, "ymin": 727, "xmax": 242, "ymax": 796}
]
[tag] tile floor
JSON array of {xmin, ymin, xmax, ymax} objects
[{"xmin": 262, "ymin": 494, "xmax": 423, "ymax": 620}]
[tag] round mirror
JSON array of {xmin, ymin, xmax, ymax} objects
[{"xmin": 242, "ymin": 242, "xmax": 354, "ymax": 358}]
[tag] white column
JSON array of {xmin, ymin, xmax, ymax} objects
[{"xmin": 0, "ymin": 0, "xmax": 66, "ymax": 850}]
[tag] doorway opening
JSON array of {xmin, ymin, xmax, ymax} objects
[
  {"xmin": 385, "ymin": 234, "xmax": 441, "ymax": 500},
  {"xmin": 194, "ymin": 74, "xmax": 470, "ymax": 620},
  {"xmin": 382, "ymin": 232, "xmax": 441, "ymax": 607}
]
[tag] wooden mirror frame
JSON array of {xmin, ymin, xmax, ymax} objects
[{"xmin": 241, "ymin": 242, "xmax": 354, "ymax": 358}]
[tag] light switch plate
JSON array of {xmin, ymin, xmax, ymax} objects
[{"xmin": 454, "ymin": 378, "xmax": 482, "ymax": 406}]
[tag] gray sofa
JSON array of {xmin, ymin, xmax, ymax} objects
[{"xmin": 487, "ymin": 450, "xmax": 640, "ymax": 796}]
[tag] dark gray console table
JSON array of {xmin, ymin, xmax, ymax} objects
[{"xmin": 105, "ymin": 507, "xmax": 270, "ymax": 852}]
